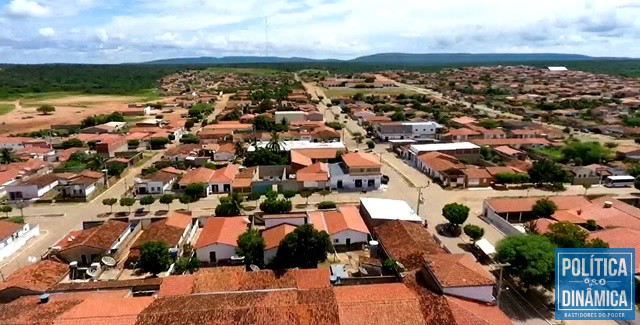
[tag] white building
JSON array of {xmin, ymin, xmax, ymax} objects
[
  {"xmin": 248, "ymin": 140, "xmax": 345, "ymax": 152},
  {"xmin": 6, "ymin": 173, "xmax": 58, "ymax": 201},
  {"xmin": 0, "ymin": 221, "xmax": 40, "ymax": 261},
  {"xmin": 309, "ymin": 205, "xmax": 370, "ymax": 247},
  {"xmin": 134, "ymin": 167, "xmax": 183, "ymax": 196},
  {"xmin": 421, "ymin": 253, "xmax": 496, "ymax": 303},
  {"xmin": 376, "ymin": 121, "xmax": 443, "ymax": 141},
  {"xmin": 406, "ymin": 142, "xmax": 480, "ymax": 164},
  {"xmin": 275, "ymin": 111, "xmax": 308, "ymax": 124},
  {"xmin": 329, "ymin": 152, "xmax": 382, "ymax": 191},
  {"xmin": 195, "ymin": 216, "xmax": 249, "ymax": 263},
  {"xmin": 359, "ymin": 198, "xmax": 422, "ymax": 228}
]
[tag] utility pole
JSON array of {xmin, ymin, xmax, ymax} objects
[
  {"xmin": 495, "ymin": 262, "xmax": 510, "ymax": 306},
  {"xmin": 416, "ymin": 185, "xmax": 428, "ymax": 215}
]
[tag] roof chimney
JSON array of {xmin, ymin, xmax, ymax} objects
[{"xmin": 604, "ymin": 201, "xmax": 613, "ymax": 208}]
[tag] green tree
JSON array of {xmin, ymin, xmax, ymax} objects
[
  {"xmin": 180, "ymin": 133, "xmax": 200, "ymax": 144},
  {"xmin": 496, "ymin": 235, "xmax": 556, "ymax": 287},
  {"xmin": 185, "ymin": 119, "xmax": 195, "ymax": 130},
  {"xmin": 159, "ymin": 194, "xmax": 174, "ymax": 210},
  {"xmin": 390, "ymin": 111, "xmax": 407, "ymax": 121},
  {"xmin": 138, "ymin": 241, "xmax": 172, "ymax": 276},
  {"xmin": 281, "ymin": 190, "xmax": 296, "ymax": 199},
  {"xmin": 119, "ymin": 197, "xmax": 136, "ymax": 212},
  {"xmin": 463, "ymin": 224, "xmax": 485, "ymax": 243},
  {"xmin": 545, "ymin": 221, "xmax": 609, "ymax": 248},
  {"xmin": 139, "ymin": 195, "xmax": 155, "ymax": 212},
  {"xmin": 86, "ymin": 153, "xmax": 107, "ymax": 171},
  {"xmin": 442, "ymin": 203, "xmax": 470, "ymax": 230},
  {"xmin": 528, "ymin": 159, "xmax": 569, "ymax": 185},
  {"xmin": 561, "ymin": 141, "xmax": 612, "ymax": 165},
  {"xmin": 236, "ymin": 229, "xmax": 266, "ymax": 268},
  {"xmin": 179, "ymin": 194, "xmax": 194, "ymax": 210},
  {"xmin": 532, "ymin": 198, "xmax": 557, "ymax": 218},
  {"xmin": 266, "ymin": 131, "xmax": 283, "ymax": 152},
  {"xmin": 300, "ymin": 190, "xmax": 313, "ymax": 206},
  {"xmin": 366, "ymin": 140, "xmax": 375, "ymax": 149},
  {"xmin": 274, "ymin": 224, "xmax": 333, "ymax": 268},
  {"xmin": 0, "ymin": 205, "xmax": 12, "ymax": 217},
  {"xmin": 127, "ymin": 139, "xmax": 140, "ymax": 148},
  {"xmin": 215, "ymin": 195, "xmax": 242, "ymax": 216},
  {"xmin": 234, "ymin": 141, "xmax": 246, "ymax": 158},
  {"xmin": 245, "ymin": 148, "xmax": 287, "ymax": 166},
  {"xmin": 259, "ymin": 198, "xmax": 292, "ymax": 214},
  {"xmin": 318, "ymin": 201, "xmax": 337, "ymax": 209},
  {"xmin": 582, "ymin": 182, "xmax": 592, "ymax": 195},
  {"xmin": 36, "ymin": 104, "xmax": 55, "ymax": 115},
  {"xmin": 101, "ymin": 198, "xmax": 118, "ymax": 213},
  {"xmin": 60, "ymin": 138, "xmax": 84, "ymax": 149},
  {"xmin": 184, "ymin": 183, "xmax": 205, "ymax": 199},
  {"xmin": 203, "ymin": 162, "xmax": 217, "ymax": 170},
  {"xmin": 173, "ymin": 256, "xmax": 199, "ymax": 274},
  {"xmin": 149, "ymin": 137, "xmax": 170, "ymax": 149},
  {"xmin": 0, "ymin": 148, "xmax": 19, "ymax": 164},
  {"xmin": 319, "ymin": 189, "xmax": 331, "ymax": 199},
  {"xmin": 108, "ymin": 162, "xmax": 126, "ymax": 177}
]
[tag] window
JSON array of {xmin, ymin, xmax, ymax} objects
[{"xmin": 334, "ymin": 239, "xmax": 339, "ymax": 243}]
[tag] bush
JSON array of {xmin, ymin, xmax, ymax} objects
[
  {"xmin": 463, "ymin": 224, "xmax": 485, "ymax": 242},
  {"xmin": 317, "ymin": 201, "xmax": 337, "ymax": 209},
  {"xmin": 260, "ymin": 198, "xmax": 292, "ymax": 214},
  {"xmin": 366, "ymin": 140, "xmax": 375, "ymax": 149}
]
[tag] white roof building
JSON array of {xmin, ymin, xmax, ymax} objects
[
  {"xmin": 248, "ymin": 140, "xmax": 345, "ymax": 152},
  {"xmin": 547, "ymin": 66, "xmax": 568, "ymax": 71},
  {"xmin": 360, "ymin": 198, "xmax": 422, "ymax": 224},
  {"xmin": 409, "ymin": 142, "xmax": 480, "ymax": 155}
]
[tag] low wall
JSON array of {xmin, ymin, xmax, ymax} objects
[
  {"xmin": 484, "ymin": 209, "xmax": 524, "ymax": 236},
  {"xmin": 0, "ymin": 225, "xmax": 40, "ymax": 261}
]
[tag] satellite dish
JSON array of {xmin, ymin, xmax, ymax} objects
[
  {"xmin": 101, "ymin": 256, "xmax": 116, "ymax": 267},
  {"xmin": 358, "ymin": 267, "xmax": 368, "ymax": 276},
  {"xmin": 86, "ymin": 268, "xmax": 97, "ymax": 277},
  {"xmin": 249, "ymin": 264, "xmax": 260, "ymax": 272}
]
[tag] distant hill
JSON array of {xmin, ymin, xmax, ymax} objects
[{"xmin": 142, "ymin": 53, "xmax": 624, "ymax": 65}]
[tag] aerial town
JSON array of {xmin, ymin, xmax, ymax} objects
[{"xmin": 0, "ymin": 64, "xmax": 639, "ymax": 324}]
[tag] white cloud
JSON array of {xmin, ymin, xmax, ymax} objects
[
  {"xmin": 38, "ymin": 27, "xmax": 55, "ymax": 37},
  {"xmin": 5, "ymin": 0, "xmax": 50, "ymax": 18}
]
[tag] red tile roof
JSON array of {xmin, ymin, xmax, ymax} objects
[
  {"xmin": 589, "ymin": 228, "xmax": 640, "ymax": 270},
  {"xmin": 0, "ymin": 259, "xmax": 68, "ymax": 293},
  {"xmin": 445, "ymin": 296, "xmax": 513, "ymax": 325},
  {"xmin": 317, "ymin": 205, "xmax": 369, "ymax": 235},
  {"xmin": 417, "ymin": 152, "xmax": 464, "ymax": 172},
  {"xmin": 56, "ymin": 220, "xmax": 129, "ymax": 252},
  {"xmin": 157, "ymin": 274, "xmax": 195, "ymax": 297},
  {"xmin": 486, "ymin": 196, "xmax": 591, "ymax": 214},
  {"xmin": 342, "ymin": 152, "xmax": 381, "ymax": 168},
  {"xmin": 262, "ymin": 224, "xmax": 297, "ymax": 250},
  {"xmin": 57, "ymin": 296, "xmax": 154, "ymax": 324},
  {"xmin": 191, "ymin": 267, "xmax": 329, "ymax": 293},
  {"xmin": 424, "ymin": 254, "xmax": 495, "ymax": 287},
  {"xmin": 374, "ymin": 221, "xmax": 446, "ymax": 271},
  {"xmin": 177, "ymin": 167, "xmax": 215, "ymax": 186},
  {"xmin": 0, "ymin": 220, "xmax": 23, "ymax": 240},
  {"xmin": 132, "ymin": 213, "xmax": 192, "ymax": 249},
  {"xmin": 195, "ymin": 216, "xmax": 248, "ymax": 249},
  {"xmin": 296, "ymin": 162, "xmax": 329, "ymax": 182}
]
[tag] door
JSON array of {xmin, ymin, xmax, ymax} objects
[
  {"xmin": 209, "ymin": 251, "xmax": 217, "ymax": 263},
  {"xmin": 212, "ymin": 185, "xmax": 219, "ymax": 193},
  {"xmin": 346, "ymin": 238, "xmax": 351, "ymax": 248},
  {"xmin": 337, "ymin": 180, "xmax": 343, "ymax": 189},
  {"xmin": 223, "ymin": 184, "xmax": 231, "ymax": 193},
  {"xmin": 81, "ymin": 255, "xmax": 87, "ymax": 265},
  {"xmin": 355, "ymin": 179, "xmax": 362, "ymax": 188},
  {"xmin": 367, "ymin": 179, "xmax": 375, "ymax": 187}
]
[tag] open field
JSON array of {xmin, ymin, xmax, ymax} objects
[
  {"xmin": 0, "ymin": 103, "xmax": 14, "ymax": 115},
  {"xmin": 0, "ymin": 94, "xmax": 172, "ymax": 135},
  {"xmin": 322, "ymin": 86, "xmax": 418, "ymax": 98}
]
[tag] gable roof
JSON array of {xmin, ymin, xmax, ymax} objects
[
  {"xmin": 342, "ymin": 152, "xmax": 381, "ymax": 168},
  {"xmin": 296, "ymin": 162, "xmax": 329, "ymax": 181},
  {"xmin": 0, "ymin": 260, "xmax": 68, "ymax": 293},
  {"xmin": 195, "ymin": 216, "xmax": 248, "ymax": 249},
  {"xmin": 210, "ymin": 164, "xmax": 240, "ymax": 183},
  {"xmin": 319, "ymin": 205, "xmax": 369, "ymax": 235},
  {"xmin": 0, "ymin": 220, "xmax": 23, "ymax": 240},
  {"xmin": 133, "ymin": 213, "xmax": 192, "ymax": 249},
  {"xmin": 417, "ymin": 152, "xmax": 464, "ymax": 172},
  {"xmin": 262, "ymin": 224, "xmax": 297, "ymax": 250},
  {"xmin": 445, "ymin": 295, "xmax": 513, "ymax": 325},
  {"xmin": 178, "ymin": 167, "xmax": 215, "ymax": 186},
  {"xmin": 423, "ymin": 254, "xmax": 495, "ymax": 288},
  {"xmin": 56, "ymin": 220, "xmax": 129, "ymax": 252},
  {"xmin": 374, "ymin": 221, "xmax": 446, "ymax": 271}
]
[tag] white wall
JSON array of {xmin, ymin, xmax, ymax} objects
[
  {"xmin": 443, "ymin": 285, "xmax": 495, "ymax": 303},
  {"xmin": 0, "ymin": 224, "xmax": 39, "ymax": 261},
  {"xmin": 7, "ymin": 185, "xmax": 39, "ymax": 200},
  {"xmin": 330, "ymin": 174, "xmax": 381, "ymax": 191},
  {"xmin": 214, "ymin": 152, "xmax": 235, "ymax": 162},
  {"xmin": 36, "ymin": 181, "xmax": 58, "ymax": 197},
  {"xmin": 210, "ymin": 182, "xmax": 231, "ymax": 194},
  {"xmin": 265, "ymin": 217, "xmax": 306, "ymax": 229},
  {"xmin": 196, "ymin": 243, "xmax": 236, "ymax": 262},
  {"xmin": 275, "ymin": 112, "xmax": 306, "ymax": 123},
  {"xmin": 331, "ymin": 230, "xmax": 368, "ymax": 246},
  {"xmin": 136, "ymin": 181, "xmax": 167, "ymax": 195},
  {"xmin": 483, "ymin": 202, "xmax": 524, "ymax": 236}
]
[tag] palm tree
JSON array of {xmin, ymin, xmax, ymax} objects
[
  {"xmin": 86, "ymin": 153, "xmax": 108, "ymax": 172},
  {"xmin": 266, "ymin": 131, "xmax": 283, "ymax": 153},
  {"xmin": 0, "ymin": 148, "xmax": 19, "ymax": 164}
]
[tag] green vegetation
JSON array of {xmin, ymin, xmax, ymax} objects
[
  {"xmin": 0, "ymin": 64, "xmax": 185, "ymax": 99},
  {"xmin": 216, "ymin": 193, "xmax": 243, "ymax": 216},
  {"xmin": 463, "ymin": 224, "xmax": 485, "ymax": 243},
  {"xmin": 442, "ymin": 203, "xmax": 470, "ymax": 231},
  {"xmin": 260, "ymin": 191, "xmax": 292, "ymax": 214},
  {"xmin": 273, "ymin": 224, "xmax": 333, "ymax": 268},
  {"xmin": 236, "ymin": 229, "xmax": 266, "ymax": 268},
  {"xmin": 532, "ymin": 147, "xmax": 564, "ymax": 162},
  {"xmin": 206, "ymin": 67, "xmax": 284, "ymax": 75},
  {"xmin": 159, "ymin": 194, "xmax": 175, "ymax": 210},
  {"xmin": 0, "ymin": 104, "xmax": 14, "ymax": 115},
  {"xmin": 317, "ymin": 201, "xmax": 337, "ymax": 209},
  {"xmin": 532, "ymin": 198, "xmax": 557, "ymax": 218},
  {"xmin": 545, "ymin": 222, "xmax": 608, "ymax": 249},
  {"xmin": 323, "ymin": 87, "xmax": 417, "ymax": 98},
  {"xmin": 496, "ymin": 235, "xmax": 556, "ymax": 287},
  {"xmin": 119, "ymin": 197, "xmax": 136, "ymax": 212},
  {"xmin": 245, "ymin": 148, "xmax": 288, "ymax": 166},
  {"xmin": 528, "ymin": 160, "xmax": 570, "ymax": 185},
  {"xmin": 138, "ymin": 241, "xmax": 172, "ymax": 275},
  {"xmin": 101, "ymin": 198, "xmax": 118, "ymax": 213}
]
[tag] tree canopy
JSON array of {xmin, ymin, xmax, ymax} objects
[
  {"xmin": 528, "ymin": 159, "xmax": 570, "ymax": 185},
  {"xmin": 274, "ymin": 224, "xmax": 333, "ymax": 268},
  {"xmin": 496, "ymin": 235, "xmax": 556, "ymax": 287},
  {"xmin": 442, "ymin": 203, "xmax": 470, "ymax": 227},
  {"xmin": 545, "ymin": 221, "xmax": 609, "ymax": 248},
  {"xmin": 138, "ymin": 241, "xmax": 172, "ymax": 275},
  {"xmin": 236, "ymin": 229, "xmax": 266, "ymax": 268},
  {"xmin": 532, "ymin": 198, "xmax": 557, "ymax": 218},
  {"xmin": 245, "ymin": 148, "xmax": 288, "ymax": 166}
]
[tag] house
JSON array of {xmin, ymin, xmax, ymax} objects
[
  {"xmin": 53, "ymin": 220, "xmax": 136, "ymax": 265},
  {"xmin": 462, "ymin": 168, "xmax": 493, "ymax": 188},
  {"xmin": 263, "ymin": 213, "xmax": 309, "ymax": 229},
  {"xmin": 570, "ymin": 166, "xmax": 600, "ymax": 185},
  {"xmin": 407, "ymin": 142, "xmax": 481, "ymax": 164},
  {"xmin": 262, "ymin": 223, "xmax": 296, "ymax": 264},
  {"xmin": 195, "ymin": 216, "xmax": 249, "ymax": 263},
  {"xmin": 201, "ymin": 143, "xmax": 236, "ymax": 162},
  {"xmin": 95, "ymin": 136, "xmax": 128, "ymax": 158},
  {"xmin": 441, "ymin": 128, "xmax": 480, "ymax": 142},
  {"xmin": 81, "ymin": 122, "xmax": 127, "ymax": 134},
  {"xmin": 415, "ymin": 152, "xmax": 466, "ymax": 187},
  {"xmin": 616, "ymin": 146, "xmax": 640, "ymax": 160},
  {"xmin": 360, "ymin": 198, "xmax": 422, "ymax": 229},
  {"xmin": 421, "ymin": 253, "xmax": 496, "ymax": 303},
  {"xmin": 450, "ymin": 116, "xmax": 477, "ymax": 126},
  {"xmin": 588, "ymin": 228, "xmax": 640, "ymax": 271},
  {"xmin": 0, "ymin": 137, "xmax": 40, "ymax": 150},
  {"xmin": 16, "ymin": 146, "xmax": 56, "ymax": 162},
  {"xmin": 375, "ymin": 121, "xmax": 443, "ymax": 141},
  {"xmin": 471, "ymin": 137, "xmax": 551, "ymax": 148},
  {"xmin": 309, "ymin": 205, "xmax": 370, "ymax": 248},
  {"xmin": 129, "ymin": 212, "xmax": 195, "ymax": 264},
  {"xmin": 120, "ymin": 105, "xmax": 151, "ymax": 116},
  {"xmin": 0, "ymin": 259, "xmax": 68, "ymax": 303},
  {"xmin": 178, "ymin": 165, "xmax": 240, "ymax": 195},
  {"xmin": 296, "ymin": 162, "xmax": 329, "ymax": 189},
  {"xmin": 162, "ymin": 144, "xmax": 203, "ymax": 162},
  {"xmin": 134, "ymin": 167, "xmax": 184, "ymax": 195},
  {"xmin": 57, "ymin": 170, "xmax": 105, "ymax": 200},
  {"xmin": 57, "ymin": 147, "xmax": 89, "ymax": 162},
  {"xmin": 329, "ymin": 152, "xmax": 382, "ymax": 190},
  {"xmin": 275, "ymin": 111, "xmax": 308, "ymax": 124},
  {"xmin": 493, "ymin": 145, "xmax": 526, "ymax": 160},
  {"xmin": 6, "ymin": 173, "xmax": 59, "ymax": 201},
  {"xmin": 373, "ymin": 220, "xmax": 446, "ymax": 270},
  {"xmin": 0, "ymin": 220, "xmax": 39, "ymax": 261}
]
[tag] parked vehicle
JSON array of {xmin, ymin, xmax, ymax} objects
[{"xmin": 604, "ymin": 175, "xmax": 634, "ymax": 188}]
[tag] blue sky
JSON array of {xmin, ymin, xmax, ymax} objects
[{"xmin": 0, "ymin": 0, "xmax": 639, "ymax": 63}]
